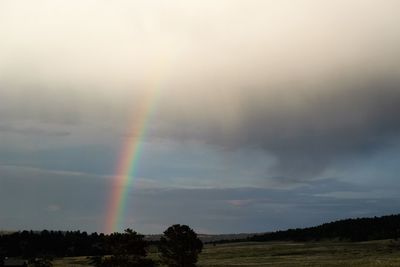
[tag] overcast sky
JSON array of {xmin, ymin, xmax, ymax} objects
[{"xmin": 1, "ymin": 0, "xmax": 400, "ymax": 234}]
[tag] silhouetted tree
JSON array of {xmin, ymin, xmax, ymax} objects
[
  {"xmin": 31, "ymin": 257, "xmax": 53, "ymax": 267},
  {"xmin": 159, "ymin": 224, "xmax": 203, "ymax": 267},
  {"xmin": 107, "ymin": 229, "xmax": 147, "ymax": 256},
  {"xmin": 94, "ymin": 229, "xmax": 155, "ymax": 267}
]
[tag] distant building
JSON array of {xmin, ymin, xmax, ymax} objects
[{"xmin": 2, "ymin": 258, "xmax": 28, "ymax": 267}]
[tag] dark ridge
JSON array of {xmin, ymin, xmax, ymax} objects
[{"xmin": 246, "ymin": 214, "xmax": 400, "ymax": 243}]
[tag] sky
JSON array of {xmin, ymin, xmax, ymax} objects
[{"xmin": 1, "ymin": 0, "xmax": 400, "ymax": 234}]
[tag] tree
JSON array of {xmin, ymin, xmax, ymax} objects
[
  {"xmin": 108, "ymin": 229, "xmax": 147, "ymax": 257},
  {"xmin": 94, "ymin": 229, "xmax": 155, "ymax": 267},
  {"xmin": 31, "ymin": 257, "xmax": 53, "ymax": 267},
  {"xmin": 159, "ymin": 224, "xmax": 203, "ymax": 267}
]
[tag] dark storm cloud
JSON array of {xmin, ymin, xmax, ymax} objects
[
  {"xmin": 245, "ymin": 80, "xmax": 400, "ymax": 177},
  {"xmin": 156, "ymin": 77, "xmax": 400, "ymax": 179}
]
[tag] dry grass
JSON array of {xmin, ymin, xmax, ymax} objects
[
  {"xmin": 52, "ymin": 239, "xmax": 400, "ymax": 267},
  {"xmin": 198, "ymin": 240, "xmax": 400, "ymax": 267}
]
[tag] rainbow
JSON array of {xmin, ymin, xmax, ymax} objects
[{"xmin": 104, "ymin": 58, "xmax": 169, "ymax": 233}]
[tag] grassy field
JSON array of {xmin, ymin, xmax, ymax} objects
[{"xmin": 52, "ymin": 239, "xmax": 400, "ymax": 267}]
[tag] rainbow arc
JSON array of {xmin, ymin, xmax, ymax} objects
[{"xmin": 104, "ymin": 56, "xmax": 171, "ymax": 233}]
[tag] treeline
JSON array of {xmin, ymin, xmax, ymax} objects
[
  {"xmin": 249, "ymin": 214, "xmax": 400, "ymax": 242},
  {"xmin": 0, "ymin": 230, "xmax": 115, "ymax": 257},
  {"xmin": 0, "ymin": 224, "xmax": 203, "ymax": 267}
]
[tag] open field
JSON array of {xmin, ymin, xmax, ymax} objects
[
  {"xmin": 52, "ymin": 240, "xmax": 400, "ymax": 267},
  {"xmin": 197, "ymin": 240, "xmax": 400, "ymax": 267}
]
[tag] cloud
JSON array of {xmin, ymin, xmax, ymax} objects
[
  {"xmin": 0, "ymin": 165, "xmax": 109, "ymax": 231},
  {"xmin": 0, "ymin": 124, "xmax": 70, "ymax": 136},
  {"xmin": 226, "ymin": 199, "xmax": 257, "ymax": 208},
  {"xmin": 46, "ymin": 204, "xmax": 62, "ymax": 212},
  {"xmin": 105, "ymin": 179, "xmax": 400, "ymax": 233},
  {"xmin": 156, "ymin": 77, "xmax": 400, "ymax": 179},
  {"xmin": 1, "ymin": 164, "xmax": 399, "ymax": 233},
  {"xmin": 1, "ymin": 0, "xmax": 400, "ymax": 181}
]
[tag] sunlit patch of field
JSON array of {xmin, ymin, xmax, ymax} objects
[
  {"xmin": 52, "ymin": 256, "xmax": 95, "ymax": 267},
  {"xmin": 51, "ymin": 240, "xmax": 400, "ymax": 267}
]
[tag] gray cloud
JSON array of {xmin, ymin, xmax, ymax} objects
[
  {"xmin": 1, "ymin": 166, "xmax": 398, "ymax": 233},
  {"xmin": 1, "ymin": 0, "xmax": 400, "ymax": 182},
  {"xmin": 155, "ymin": 77, "xmax": 400, "ymax": 179},
  {"xmin": 0, "ymin": 124, "xmax": 70, "ymax": 136},
  {"xmin": 0, "ymin": 166, "xmax": 107, "ymax": 231}
]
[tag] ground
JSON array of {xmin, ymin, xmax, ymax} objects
[{"xmin": 52, "ymin": 239, "xmax": 400, "ymax": 267}]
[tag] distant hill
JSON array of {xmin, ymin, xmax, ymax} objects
[
  {"xmin": 145, "ymin": 233, "xmax": 255, "ymax": 243},
  {"xmin": 248, "ymin": 214, "xmax": 400, "ymax": 242}
]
